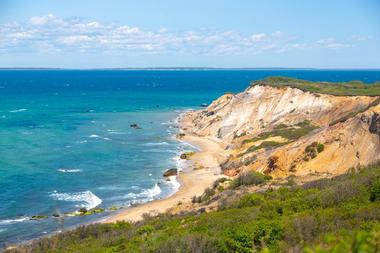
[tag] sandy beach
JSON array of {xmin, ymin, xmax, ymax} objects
[{"xmin": 104, "ymin": 134, "xmax": 228, "ymax": 223}]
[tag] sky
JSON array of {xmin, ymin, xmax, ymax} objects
[{"xmin": 0, "ymin": 0, "xmax": 379, "ymax": 68}]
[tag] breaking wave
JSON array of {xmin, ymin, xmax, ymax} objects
[
  {"xmin": 9, "ymin": 108, "xmax": 27, "ymax": 113},
  {"xmin": 57, "ymin": 168, "xmax": 82, "ymax": 173},
  {"xmin": 50, "ymin": 190, "xmax": 102, "ymax": 210},
  {"xmin": 0, "ymin": 217, "xmax": 29, "ymax": 226}
]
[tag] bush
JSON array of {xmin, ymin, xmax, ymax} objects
[
  {"xmin": 369, "ymin": 180, "xmax": 380, "ymax": 202},
  {"xmin": 232, "ymin": 171, "xmax": 270, "ymax": 188}
]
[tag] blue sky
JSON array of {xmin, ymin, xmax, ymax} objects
[{"xmin": 0, "ymin": 0, "xmax": 379, "ymax": 68}]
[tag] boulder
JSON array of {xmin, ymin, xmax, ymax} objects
[
  {"xmin": 130, "ymin": 123, "xmax": 142, "ymax": 129},
  {"xmin": 180, "ymin": 151, "xmax": 195, "ymax": 160},
  {"xmin": 30, "ymin": 215, "xmax": 48, "ymax": 220},
  {"xmin": 163, "ymin": 168, "xmax": 178, "ymax": 177}
]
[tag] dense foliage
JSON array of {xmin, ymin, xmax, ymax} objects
[
  {"xmin": 7, "ymin": 164, "xmax": 380, "ymax": 253},
  {"xmin": 252, "ymin": 76, "xmax": 380, "ymax": 96}
]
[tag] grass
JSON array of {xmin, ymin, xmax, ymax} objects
[
  {"xmin": 241, "ymin": 141, "xmax": 286, "ymax": 156},
  {"xmin": 243, "ymin": 120, "xmax": 318, "ymax": 145},
  {"xmin": 7, "ymin": 164, "xmax": 380, "ymax": 253},
  {"xmin": 240, "ymin": 120, "xmax": 318, "ymax": 156},
  {"xmin": 252, "ymin": 76, "xmax": 380, "ymax": 96}
]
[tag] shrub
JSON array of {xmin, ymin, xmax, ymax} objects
[
  {"xmin": 232, "ymin": 171, "xmax": 270, "ymax": 188},
  {"xmin": 369, "ymin": 180, "xmax": 380, "ymax": 202}
]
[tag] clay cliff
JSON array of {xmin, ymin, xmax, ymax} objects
[{"xmin": 181, "ymin": 77, "xmax": 380, "ymax": 179}]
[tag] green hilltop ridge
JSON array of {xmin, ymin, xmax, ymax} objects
[
  {"xmin": 251, "ymin": 76, "xmax": 380, "ymax": 96},
  {"xmin": 7, "ymin": 164, "xmax": 380, "ymax": 253}
]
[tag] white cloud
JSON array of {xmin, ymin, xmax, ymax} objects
[
  {"xmin": 0, "ymin": 14, "xmax": 359, "ymax": 56},
  {"xmin": 29, "ymin": 13, "xmax": 59, "ymax": 26},
  {"xmin": 58, "ymin": 35, "xmax": 93, "ymax": 45}
]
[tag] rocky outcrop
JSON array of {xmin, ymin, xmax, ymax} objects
[
  {"xmin": 369, "ymin": 113, "xmax": 380, "ymax": 136},
  {"xmin": 163, "ymin": 168, "xmax": 178, "ymax": 177}
]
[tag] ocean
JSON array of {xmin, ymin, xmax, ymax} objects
[{"xmin": 0, "ymin": 69, "xmax": 380, "ymax": 247}]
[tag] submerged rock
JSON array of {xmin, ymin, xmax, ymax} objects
[
  {"xmin": 163, "ymin": 168, "xmax": 178, "ymax": 177},
  {"xmin": 130, "ymin": 123, "xmax": 142, "ymax": 129},
  {"xmin": 30, "ymin": 215, "xmax": 48, "ymax": 220}
]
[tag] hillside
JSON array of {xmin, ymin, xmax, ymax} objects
[{"xmin": 6, "ymin": 164, "xmax": 380, "ymax": 252}]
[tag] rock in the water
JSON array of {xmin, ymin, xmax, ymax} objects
[
  {"xmin": 163, "ymin": 168, "xmax": 178, "ymax": 177},
  {"xmin": 130, "ymin": 123, "xmax": 142, "ymax": 129},
  {"xmin": 201, "ymin": 103, "xmax": 208, "ymax": 107},
  {"xmin": 30, "ymin": 215, "xmax": 48, "ymax": 220}
]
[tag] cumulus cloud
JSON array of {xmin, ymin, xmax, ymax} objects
[{"xmin": 0, "ymin": 14, "xmax": 359, "ymax": 56}]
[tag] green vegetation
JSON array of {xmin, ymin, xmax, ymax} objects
[
  {"xmin": 243, "ymin": 120, "xmax": 318, "ymax": 145},
  {"xmin": 241, "ymin": 120, "xmax": 318, "ymax": 156},
  {"xmin": 231, "ymin": 171, "xmax": 272, "ymax": 188},
  {"xmin": 303, "ymin": 142, "xmax": 325, "ymax": 160},
  {"xmin": 253, "ymin": 76, "xmax": 380, "ymax": 96},
  {"xmin": 242, "ymin": 141, "xmax": 285, "ymax": 155},
  {"xmin": 30, "ymin": 215, "xmax": 48, "ymax": 220},
  {"xmin": 8, "ymin": 164, "xmax": 380, "ymax": 253},
  {"xmin": 193, "ymin": 178, "xmax": 231, "ymax": 203}
]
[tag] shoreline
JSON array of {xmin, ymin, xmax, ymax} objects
[{"xmin": 103, "ymin": 134, "xmax": 228, "ymax": 223}]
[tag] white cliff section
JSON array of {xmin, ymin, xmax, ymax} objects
[{"xmin": 190, "ymin": 85, "xmax": 374, "ymax": 141}]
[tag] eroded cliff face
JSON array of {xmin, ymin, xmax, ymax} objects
[
  {"xmin": 184, "ymin": 85, "xmax": 375, "ymax": 141},
  {"xmin": 181, "ymin": 84, "xmax": 380, "ymax": 179}
]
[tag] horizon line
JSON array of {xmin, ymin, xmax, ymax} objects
[{"xmin": 1, "ymin": 67, "xmax": 380, "ymax": 71}]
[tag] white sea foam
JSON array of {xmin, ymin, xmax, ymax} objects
[
  {"xmin": 0, "ymin": 217, "xmax": 29, "ymax": 226},
  {"xmin": 9, "ymin": 108, "xmax": 27, "ymax": 113},
  {"xmin": 107, "ymin": 130, "xmax": 127, "ymax": 135},
  {"xmin": 78, "ymin": 140, "xmax": 88, "ymax": 144},
  {"xmin": 166, "ymin": 176, "xmax": 181, "ymax": 193},
  {"xmin": 109, "ymin": 184, "xmax": 161, "ymax": 201},
  {"xmin": 50, "ymin": 190, "xmax": 102, "ymax": 210},
  {"xmin": 143, "ymin": 142, "xmax": 169, "ymax": 146},
  {"xmin": 57, "ymin": 168, "xmax": 82, "ymax": 173},
  {"xmin": 88, "ymin": 134, "xmax": 111, "ymax": 141}
]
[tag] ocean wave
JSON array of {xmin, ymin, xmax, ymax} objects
[
  {"xmin": 0, "ymin": 217, "xmax": 29, "ymax": 226},
  {"xmin": 143, "ymin": 142, "xmax": 169, "ymax": 146},
  {"xmin": 57, "ymin": 168, "xmax": 82, "ymax": 173},
  {"xmin": 9, "ymin": 108, "xmax": 28, "ymax": 113},
  {"xmin": 88, "ymin": 134, "xmax": 112, "ymax": 141},
  {"xmin": 166, "ymin": 176, "xmax": 181, "ymax": 193},
  {"xmin": 109, "ymin": 183, "xmax": 161, "ymax": 201},
  {"xmin": 0, "ymin": 228, "xmax": 6, "ymax": 233},
  {"xmin": 50, "ymin": 190, "xmax": 102, "ymax": 210},
  {"xmin": 107, "ymin": 131, "xmax": 127, "ymax": 135}
]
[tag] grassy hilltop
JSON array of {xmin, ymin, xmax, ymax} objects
[
  {"xmin": 252, "ymin": 77, "xmax": 380, "ymax": 96},
  {"xmin": 8, "ymin": 164, "xmax": 380, "ymax": 253}
]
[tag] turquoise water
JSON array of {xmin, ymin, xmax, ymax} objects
[{"xmin": 0, "ymin": 69, "xmax": 380, "ymax": 246}]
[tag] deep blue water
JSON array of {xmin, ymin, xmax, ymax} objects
[{"xmin": 0, "ymin": 69, "xmax": 380, "ymax": 247}]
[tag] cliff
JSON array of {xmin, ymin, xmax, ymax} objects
[{"xmin": 181, "ymin": 77, "xmax": 380, "ymax": 178}]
